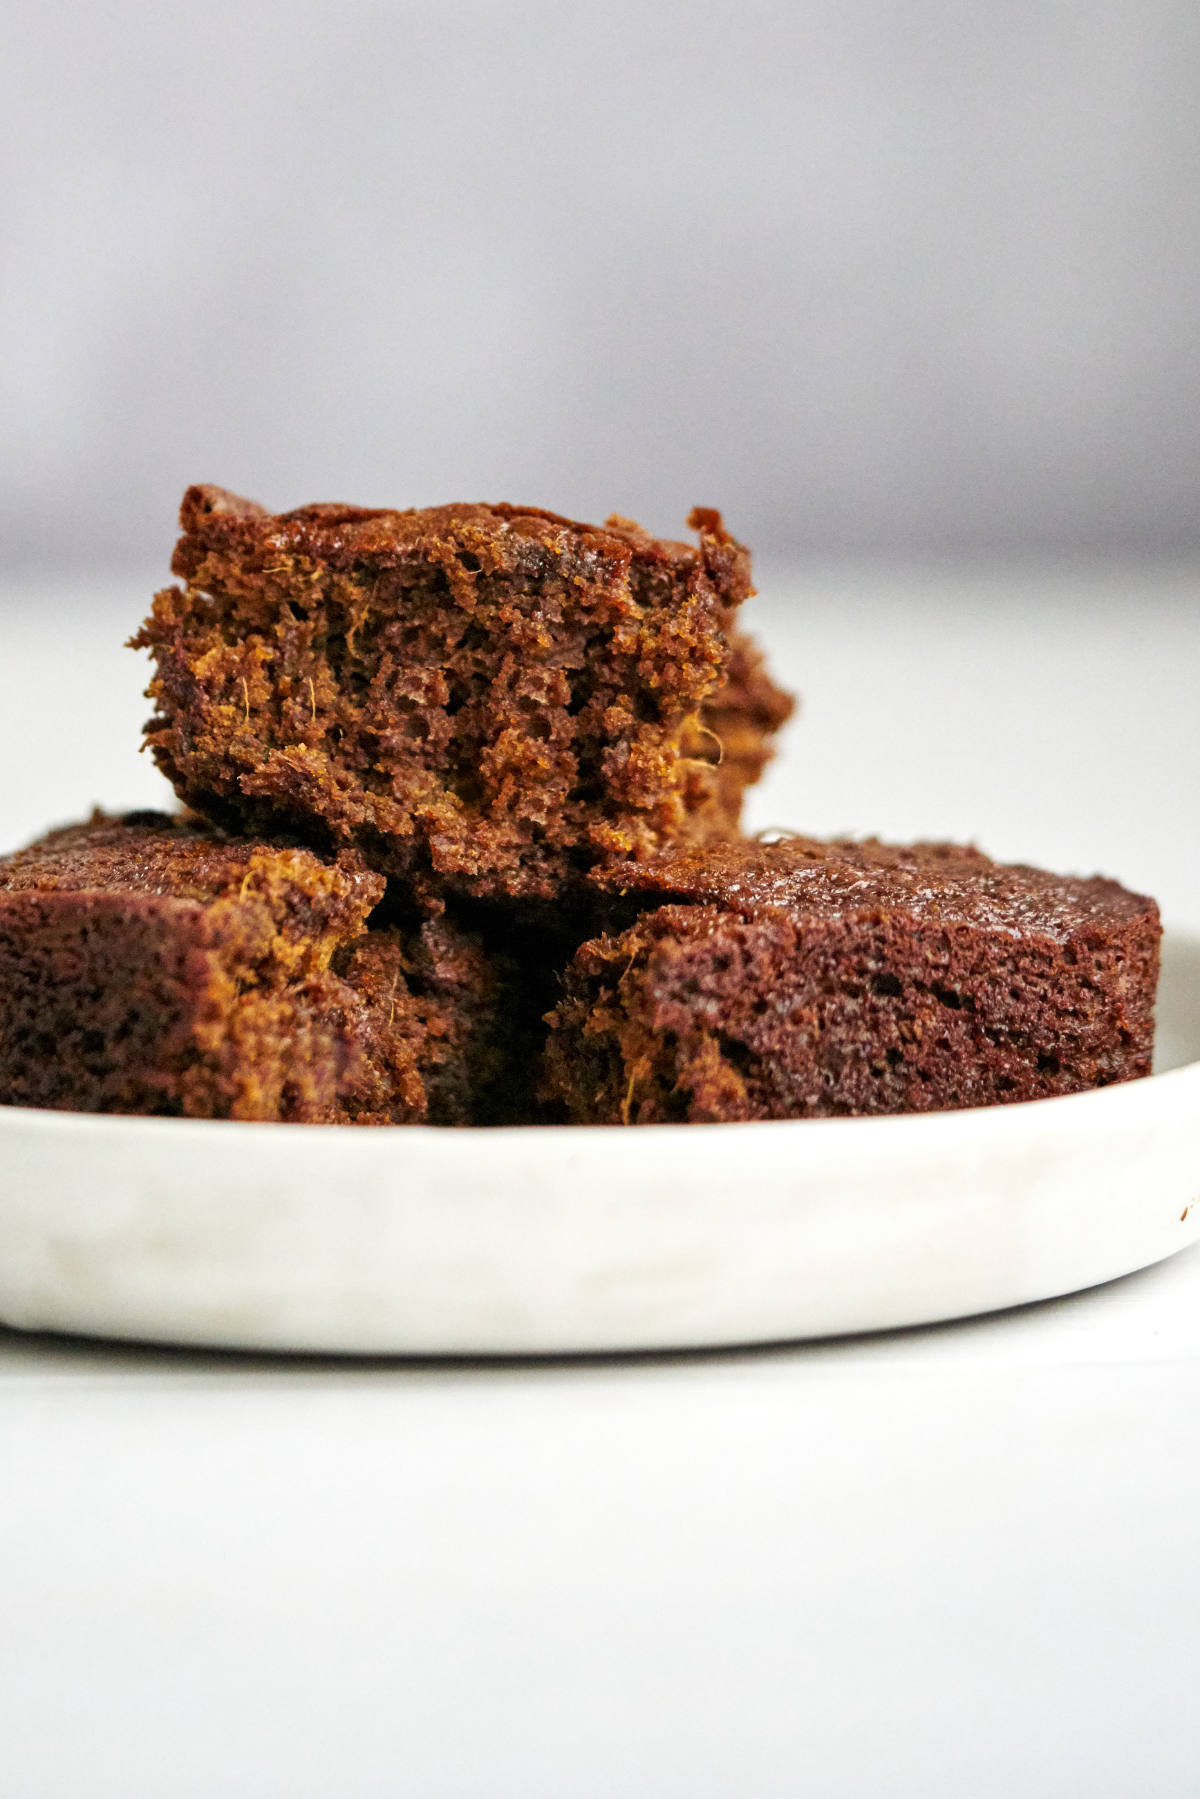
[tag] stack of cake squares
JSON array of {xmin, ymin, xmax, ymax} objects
[{"xmin": 0, "ymin": 486, "xmax": 1159, "ymax": 1124}]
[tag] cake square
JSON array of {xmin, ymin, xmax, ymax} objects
[
  {"xmin": 131, "ymin": 487, "xmax": 792, "ymax": 903},
  {"xmin": 0, "ymin": 812, "xmax": 516, "ymax": 1124},
  {"xmin": 542, "ymin": 837, "xmax": 1161, "ymax": 1122}
]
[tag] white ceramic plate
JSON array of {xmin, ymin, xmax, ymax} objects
[{"xmin": 1, "ymin": 932, "xmax": 1198, "ymax": 1356}]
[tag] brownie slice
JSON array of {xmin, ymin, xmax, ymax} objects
[
  {"xmin": 542, "ymin": 837, "xmax": 1161, "ymax": 1123},
  {"xmin": 131, "ymin": 486, "xmax": 793, "ymax": 902},
  {"xmin": 0, "ymin": 812, "xmax": 516, "ymax": 1125}
]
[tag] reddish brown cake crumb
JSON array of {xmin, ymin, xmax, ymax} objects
[
  {"xmin": 0, "ymin": 812, "xmax": 517, "ymax": 1124},
  {"xmin": 542, "ymin": 836, "xmax": 1161, "ymax": 1123},
  {"xmin": 131, "ymin": 486, "xmax": 793, "ymax": 902}
]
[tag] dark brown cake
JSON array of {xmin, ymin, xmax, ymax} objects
[
  {"xmin": 0, "ymin": 812, "xmax": 518, "ymax": 1124},
  {"xmin": 542, "ymin": 836, "xmax": 1161, "ymax": 1123},
  {"xmin": 131, "ymin": 486, "xmax": 793, "ymax": 903}
]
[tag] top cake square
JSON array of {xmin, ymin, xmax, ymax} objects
[{"xmin": 133, "ymin": 487, "xmax": 793, "ymax": 902}]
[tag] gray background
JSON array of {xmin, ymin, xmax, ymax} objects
[{"xmin": 3, "ymin": 0, "xmax": 1198, "ymax": 569}]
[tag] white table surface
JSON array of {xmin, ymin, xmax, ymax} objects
[{"xmin": 1, "ymin": 563, "xmax": 1198, "ymax": 1799}]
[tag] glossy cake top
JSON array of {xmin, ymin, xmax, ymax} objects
[
  {"xmin": 173, "ymin": 484, "xmax": 753, "ymax": 598},
  {"xmin": 596, "ymin": 835, "xmax": 1158, "ymax": 941},
  {"xmin": 0, "ymin": 811, "xmax": 382, "ymax": 911}
]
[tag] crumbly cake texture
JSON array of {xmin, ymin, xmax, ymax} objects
[
  {"xmin": 689, "ymin": 629, "xmax": 795, "ymax": 832},
  {"xmin": 131, "ymin": 486, "xmax": 793, "ymax": 903},
  {"xmin": 542, "ymin": 837, "xmax": 1161, "ymax": 1123},
  {"xmin": 0, "ymin": 812, "xmax": 518, "ymax": 1125}
]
